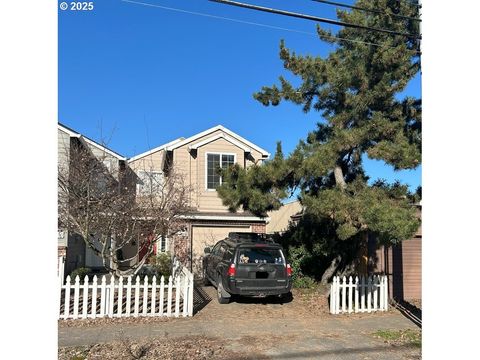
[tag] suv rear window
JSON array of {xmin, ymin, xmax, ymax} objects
[{"xmin": 237, "ymin": 247, "xmax": 285, "ymax": 265}]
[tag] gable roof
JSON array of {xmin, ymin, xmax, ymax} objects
[
  {"xmin": 166, "ymin": 125, "xmax": 270, "ymax": 158},
  {"xmin": 58, "ymin": 123, "xmax": 126, "ymax": 161}
]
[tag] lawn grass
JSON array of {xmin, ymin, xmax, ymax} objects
[{"xmin": 373, "ymin": 329, "xmax": 421, "ymax": 348}]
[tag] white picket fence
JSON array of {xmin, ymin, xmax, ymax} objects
[
  {"xmin": 330, "ymin": 275, "xmax": 388, "ymax": 314},
  {"xmin": 58, "ymin": 264, "xmax": 194, "ymax": 320}
]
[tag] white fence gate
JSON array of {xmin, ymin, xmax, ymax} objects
[
  {"xmin": 58, "ymin": 262, "xmax": 194, "ymax": 320},
  {"xmin": 330, "ymin": 275, "xmax": 388, "ymax": 315}
]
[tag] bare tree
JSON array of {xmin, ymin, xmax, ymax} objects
[{"xmin": 58, "ymin": 136, "xmax": 191, "ymax": 276}]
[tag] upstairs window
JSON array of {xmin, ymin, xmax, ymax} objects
[
  {"xmin": 136, "ymin": 170, "xmax": 164, "ymax": 195},
  {"xmin": 206, "ymin": 153, "xmax": 235, "ymax": 190}
]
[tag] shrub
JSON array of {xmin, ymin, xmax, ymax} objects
[
  {"xmin": 69, "ymin": 267, "xmax": 91, "ymax": 283},
  {"xmin": 154, "ymin": 252, "xmax": 172, "ymax": 278},
  {"xmin": 293, "ymin": 275, "xmax": 317, "ymax": 289}
]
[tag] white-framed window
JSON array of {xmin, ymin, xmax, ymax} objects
[
  {"xmin": 206, "ymin": 152, "xmax": 236, "ymax": 190},
  {"xmin": 136, "ymin": 170, "xmax": 164, "ymax": 195},
  {"xmin": 157, "ymin": 235, "xmax": 169, "ymax": 253}
]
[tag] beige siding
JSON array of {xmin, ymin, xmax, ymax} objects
[
  {"xmin": 196, "ymin": 137, "xmax": 246, "ymax": 212},
  {"xmin": 173, "ymin": 145, "xmax": 197, "ymax": 208},
  {"xmin": 192, "ymin": 225, "xmax": 251, "ymax": 273},
  {"xmin": 128, "ymin": 150, "xmax": 165, "ymax": 173},
  {"xmin": 266, "ymin": 201, "xmax": 302, "ymax": 234},
  {"xmin": 131, "ymin": 128, "xmax": 268, "ymax": 213},
  {"xmin": 58, "ymin": 129, "xmax": 71, "ymax": 247},
  {"xmin": 86, "ymin": 143, "xmax": 121, "ymax": 178}
]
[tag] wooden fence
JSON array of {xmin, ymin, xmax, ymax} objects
[
  {"xmin": 330, "ymin": 275, "xmax": 388, "ymax": 314},
  {"xmin": 59, "ymin": 264, "xmax": 194, "ymax": 320}
]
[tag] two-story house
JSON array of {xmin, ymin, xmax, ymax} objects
[
  {"xmin": 58, "ymin": 123, "xmax": 137, "ymax": 275},
  {"xmin": 128, "ymin": 125, "xmax": 271, "ymax": 273}
]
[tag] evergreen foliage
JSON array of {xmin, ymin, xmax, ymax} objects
[{"xmin": 218, "ymin": 0, "xmax": 421, "ymax": 248}]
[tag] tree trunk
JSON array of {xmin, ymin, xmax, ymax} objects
[
  {"xmin": 333, "ymin": 164, "xmax": 347, "ymax": 190},
  {"xmin": 320, "ymin": 255, "xmax": 342, "ymax": 285}
]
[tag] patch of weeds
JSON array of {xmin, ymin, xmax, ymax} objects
[{"xmin": 373, "ymin": 329, "xmax": 421, "ymax": 348}]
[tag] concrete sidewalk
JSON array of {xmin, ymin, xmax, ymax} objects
[{"xmin": 59, "ymin": 312, "xmax": 414, "ymax": 347}]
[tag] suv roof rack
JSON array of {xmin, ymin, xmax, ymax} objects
[{"xmin": 227, "ymin": 232, "xmax": 276, "ymax": 244}]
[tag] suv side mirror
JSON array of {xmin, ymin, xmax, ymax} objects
[{"xmin": 204, "ymin": 247, "xmax": 211, "ymax": 254}]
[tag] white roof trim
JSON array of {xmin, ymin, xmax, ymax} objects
[
  {"xmin": 58, "ymin": 123, "xmax": 81, "ymax": 138},
  {"xmin": 58, "ymin": 123, "xmax": 126, "ymax": 160},
  {"xmin": 166, "ymin": 125, "xmax": 270, "ymax": 158},
  {"xmin": 178, "ymin": 214, "xmax": 270, "ymax": 223},
  {"xmin": 188, "ymin": 133, "xmax": 251, "ymax": 152},
  {"xmin": 128, "ymin": 138, "xmax": 184, "ymax": 163}
]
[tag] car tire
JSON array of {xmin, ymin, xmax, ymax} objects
[
  {"xmin": 203, "ymin": 268, "xmax": 210, "ymax": 286},
  {"xmin": 217, "ymin": 277, "xmax": 230, "ymax": 304}
]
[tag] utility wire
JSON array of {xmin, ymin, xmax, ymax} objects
[
  {"xmin": 120, "ymin": 0, "xmax": 315, "ymax": 36},
  {"xmin": 209, "ymin": 0, "xmax": 421, "ymax": 39},
  {"xmin": 120, "ymin": 0, "xmax": 420, "ymax": 54},
  {"xmin": 311, "ymin": 0, "xmax": 421, "ymax": 22}
]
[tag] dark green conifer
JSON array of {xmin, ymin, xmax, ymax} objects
[{"xmin": 218, "ymin": 0, "xmax": 421, "ymax": 248}]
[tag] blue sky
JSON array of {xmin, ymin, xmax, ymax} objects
[{"xmin": 59, "ymin": 0, "xmax": 421, "ymax": 191}]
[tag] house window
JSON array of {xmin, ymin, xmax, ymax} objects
[
  {"xmin": 136, "ymin": 170, "xmax": 163, "ymax": 195},
  {"xmin": 206, "ymin": 153, "xmax": 235, "ymax": 190},
  {"xmin": 157, "ymin": 236, "xmax": 169, "ymax": 253}
]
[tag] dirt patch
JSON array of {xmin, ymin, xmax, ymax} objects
[
  {"xmin": 59, "ymin": 316, "xmax": 176, "ymax": 328},
  {"xmin": 58, "ymin": 336, "xmax": 263, "ymax": 360}
]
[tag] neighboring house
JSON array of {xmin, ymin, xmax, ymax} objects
[
  {"xmin": 58, "ymin": 123, "xmax": 137, "ymax": 275},
  {"xmin": 266, "ymin": 200, "xmax": 302, "ymax": 234},
  {"xmin": 267, "ymin": 200, "xmax": 422, "ymax": 302},
  {"xmin": 368, "ymin": 204, "xmax": 422, "ymax": 301},
  {"xmin": 128, "ymin": 125, "xmax": 271, "ymax": 274}
]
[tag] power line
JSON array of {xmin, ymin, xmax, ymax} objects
[
  {"xmin": 209, "ymin": 0, "xmax": 421, "ymax": 39},
  {"xmin": 121, "ymin": 0, "xmax": 420, "ymax": 54},
  {"xmin": 311, "ymin": 0, "xmax": 421, "ymax": 22},
  {"xmin": 120, "ymin": 0, "xmax": 315, "ymax": 36}
]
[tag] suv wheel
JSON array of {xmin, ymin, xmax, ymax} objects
[
  {"xmin": 217, "ymin": 278, "xmax": 230, "ymax": 304},
  {"xmin": 203, "ymin": 268, "xmax": 210, "ymax": 286}
]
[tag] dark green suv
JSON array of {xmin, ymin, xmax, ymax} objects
[{"xmin": 202, "ymin": 232, "xmax": 292, "ymax": 304}]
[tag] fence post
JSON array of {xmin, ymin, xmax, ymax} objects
[
  {"xmin": 134, "ymin": 276, "xmax": 140, "ymax": 317},
  {"xmin": 354, "ymin": 276, "xmax": 359, "ymax": 313},
  {"xmin": 167, "ymin": 276, "xmax": 173, "ymax": 317},
  {"xmin": 341, "ymin": 276, "xmax": 346, "ymax": 313},
  {"xmin": 100, "ymin": 276, "xmax": 107, "ymax": 317},
  {"xmin": 329, "ymin": 278, "xmax": 335, "ymax": 314},
  {"xmin": 373, "ymin": 275, "xmax": 378, "ymax": 312},
  {"xmin": 126, "ymin": 276, "xmax": 132, "ymax": 317},
  {"xmin": 183, "ymin": 274, "xmax": 189, "ymax": 317},
  {"xmin": 189, "ymin": 273, "xmax": 194, "ymax": 317},
  {"xmin": 142, "ymin": 276, "xmax": 149, "ymax": 317},
  {"xmin": 151, "ymin": 276, "xmax": 157, "ymax": 316},
  {"xmin": 360, "ymin": 276, "xmax": 365, "ymax": 312},
  {"xmin": 109, "ymin": 275, "xmax": 115, "ymax": 317},
  {"xmin": 92, "ymin": 276, "xmax": 98, "ymax": 319},
  {"xmin": 348, "ymin": 276, "xmax": 353, "ymax": 313},
  {"xmin": 384, "ymin": 275, "xmax": 389, "ymax": 311},
  {"xmin": 63, "ymin": 275, "xmax": 71, "ymax": 320},
  {"xmin": 159, "ymin": 276, "xmax": 165, "ymax": 316}
]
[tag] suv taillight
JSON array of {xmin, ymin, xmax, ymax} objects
[
  {"xmin": 286, "ymin": 264, "xmax": 292, "ymax": 277},
  {"xmin": 227, "ymin": 263, "xmax": 236, "ymax": 277}
]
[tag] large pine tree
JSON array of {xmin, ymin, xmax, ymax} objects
[{"xmin": 218, "ymin": 0, "xmax": 421, "ymax": 272}]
